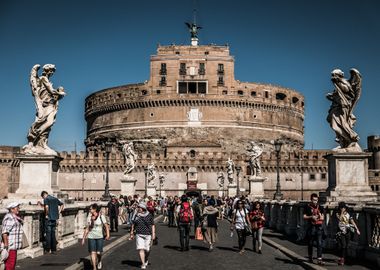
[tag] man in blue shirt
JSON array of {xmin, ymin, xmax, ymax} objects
[{"xmin": 41, "ymin": 191, "xmax": 64, "ymax": 254}]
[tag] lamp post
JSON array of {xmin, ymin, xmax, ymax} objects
[
  {"xmin": 299, "ymin": 156, "xmax": 304, "ymax": 201},
  {"xmin": 81, "ymin": 167, "xmax": 86, "ymax": 201},
  {"xmin": 102, "ymin": 142, "xmax": 112, "ymax": 201},
  {"xmin": 144, "ymin": 166, "xmax": 148, "ymax": 197},
  {"xmin": 273, "ymin": 140, "xmax": 283, "ymax": 201},
  {"xmin": 236, "ymin": 165, "xmax": 241, "ymax": 196}
]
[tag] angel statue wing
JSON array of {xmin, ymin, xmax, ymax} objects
[
  {"xmin": 30, "ymin": 64, "xmax": 41, "ymax": 97},
  {"xmin": 348, "ymin": 68, "xmax": 362, "ymax": 115}
]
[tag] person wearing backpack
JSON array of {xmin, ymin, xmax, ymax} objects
[
  {"xmin": 303, "ymin": 193, "xmax": 325, "ymax": 265},
  {"xmin": 176, "ymin": 195, "xmax": 194, "ymax": 251}
]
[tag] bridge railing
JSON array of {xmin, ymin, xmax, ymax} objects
[{"xmin": 262, "ymin": 200, "xmax": 380, "ymax": 266}]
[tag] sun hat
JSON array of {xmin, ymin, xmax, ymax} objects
[
  {"xmin": 138, "ymin": 202, "xmax": 147, "ymax": 210},
  {"xmin": 6, "ymin": 202, "xmax": 20, "ymax": 209}
]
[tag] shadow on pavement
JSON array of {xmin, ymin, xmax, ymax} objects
[
  {"xmin": 121, "ymin": 260, "xmax": 141, "ymax": 267},
  {"xmin": 189, "ymin": 245, "xmax": 209, "ymax": 251},
  {"xmin": 163, "ymin": 245, "xmax": 181, "ymax": 251},
  {"xmin": 216, "ymin": 246, "xmax": 238, "ymax": 252},
  {"xmin": 79, "ymin": 258, "xmax": 93, "ymax": 270}
]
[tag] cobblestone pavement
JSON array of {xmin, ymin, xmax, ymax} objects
[{"xmin": 102, "ymin": 219, "xmax": 305, "ymax": 270}]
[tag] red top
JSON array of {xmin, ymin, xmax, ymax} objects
[{"xmin": 249, "ymin": 210, "xmax": 265, "ymax": 229}]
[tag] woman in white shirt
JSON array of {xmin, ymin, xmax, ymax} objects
[
  {"xmin": 231, "ymin": 200, "xmax": 251, "ymax": 254},
  {"xmin": 82, "ymin": 203, "xmax": 110, "ymax": 270}
]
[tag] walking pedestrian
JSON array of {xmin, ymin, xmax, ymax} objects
[
  {"xmin": 1, "ymin": 202, "xmax": 24, "ymax": 270},
  {"xmin": 303, "ymin": 193, "xmax": 325, "ymax": 265},
  {"xmin": 176, "ymin": 195, "xmax": 193, "ymax": 251},
  {"xmin": 231, "ymin": 200, "xmax": 250, "ymax": 254},
  {"xmin": 41, "ymin": 191, "xmax": 64, "ymax": 254},
  {"xmin": 106, "ymin": 196, "xmax": 120, "ymax": 232},
  {"xmin": 167, "ymin": 197, "xmax": 175, "ymax": 227},
  {"xmin": 201, "ymin": 199, "xmax": 219, "ymax": 251},
  {"xmin": 130, "ymin": 202, "xmax": 156, "ymax": 269},
  {"xmin": 335, "ymin": 202, "xmax": 360, "ymax": 266},
  {"xmin": 192, "ymin": 198, "xmax": 202, "ymax": 234},
  {"xmin": 162, "ymin": 198, "xmax": 168, "ymax": 224},
  {"xmin": 81, "ymin": 203, "xmax": 110, "ymax": 270},
  {"xmin": 249, "ymin": 201, "xmax": 265, "ymax": 254},
  {"xmin": 146, "ymin": 196, "xmax": 157, "ymax": 216}
]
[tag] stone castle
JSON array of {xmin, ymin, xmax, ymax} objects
[{"xmin": 1, "ymin": 39, "xmax": 380, "ymax": 200}]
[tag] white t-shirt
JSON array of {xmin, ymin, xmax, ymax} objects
[
  {"xmin": 233, "ymin": 209, "xmax": 248, "ymax": 230},
  {"xmin": 87, "ymin": 214, "xmax": 107, "ymax": 239}
]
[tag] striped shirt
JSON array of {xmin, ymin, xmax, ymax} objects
[{"xmin": 1, "ymin": 213, "xmax": 23, "ymax": 250}]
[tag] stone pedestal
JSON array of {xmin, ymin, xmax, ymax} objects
[
  {"xmin": 120, "ymin": 176, "xmax": 137, "ymax": 196},
  {"xmin": 249, "ymin": 176, "xmax": 266, "ymax": 199},
  {"xmin": 320, "ymin": 152, "xmax": 377, "ymax": 203},
  {"xmin": 11, "ymin": 155, "xmax": 62, "ymax": 200},
  {"xmin": 227, "ymin": 185, "xmax": 237, "ymax": 197},
  {"xmin": 147, "ymin": 185, "xmax": 157, "ymax": 198}
]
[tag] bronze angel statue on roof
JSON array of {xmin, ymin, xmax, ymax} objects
[
  {"xmin": 326, "ymin": 68, "xmax": 362, "ymax": 152},
  {"xmin": 185, "ymin": 22, "xmax": 202, "ymax": 38}
]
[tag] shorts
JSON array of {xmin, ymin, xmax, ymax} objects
[
  {"xmin": 136, "ymin": 234, "xmax": 152, "ymax": 251},
  {"xmin": 88, "ymin": 238, "xmax": 104, "ymax": 253}
]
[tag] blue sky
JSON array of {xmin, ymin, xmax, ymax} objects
[{"xmin": 0, "ymin": 0, "xmax": 379, "ymax": 151}]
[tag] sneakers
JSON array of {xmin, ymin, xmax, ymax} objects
[
  {"xmin": 97, "ymin": 261, "xmax": 102, "ymax": 269},
  {"xmin": 317, "ymin": 258, "xmax": 325, "ymax": 265},
  {"xmin": 338, "ymin": 257, "xmax": 344, "ymax": 266},
  {"xmin": 141, "ymin": 265, "xmax": 146, "ymax": 269},
  {"xmin": 258, "ymin": 249, "xmax": 262, "ymax": 254},
  {"xmin": 209, "ymin": 244, "xmax": 213, "ymax": 252}
]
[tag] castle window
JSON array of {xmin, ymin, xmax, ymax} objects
[
  {"xmin": 251, "ymin": 91, "xmax": 257, "ymax": 97},
  {"xmin": 222, "ymin": 90, "xmax": 228, "ymax": 95},
  {"xmin": 175, "ymin": 51, "xmax": 180, "ymax": 55},
  {"xmin": 292, "ymin": 97, "xmax": 299, "ymax": 104},
  {"xmin": 190, "ymin": 150, "xmax": 196, "ymax": 158},
  {"xmin": 179, "ymin": 63, "xmax": 186, "ymax": 75},
  {"xmin": 156, "ymin": 90, "xmax": 161, "ymax": 95},
  {"xmin": 198, "ymin": 82, "xmax": 207, "ymax": 94},
  {"xmin": 159, "ymin": 76, "xmax": 166, "ymax": 86},
  {"xmin": 265, "ymin": 91, "xmax": 269, "ymax": 98},
  {"xmin": 321, "ymin": 173, "xmax": 326, "ymax": 180},
  {"xmin": 160, "ymin": 63, "xmax": 167, "ymax": 75},
  {"xmin": 205, "ymin": 51, "xmax": 209, "ymax": 55},
  {"xmin": 276, "ymin": 93, "xmax": 287, "ymax": 100},
  {"xmin": 218, "ymin": 76, "xmax": 224, "ymax": 86},
  {"xmin": 188, "ymin": 82, "xmax": 197, "ymax": 94},
  {"xmin": 142, "ymin": 90, "xmax": 148, "ymax": 96},
  {"xmin": 238, "ymin": 90, "xmax": 244, "ymax": 96},
  {"xmin": 309, "ymin": 174, "xmax": 316, "ymax": 181},
  {"xmin": 217, "ymin": 64, "xmax": 224, "ymax": 75},
  {"xmin": 150, "ymin": 113, "xmax": 154, "ymax": 117},
  {"xmin": 198, "ymin": 63, "xmax": 205, "ymax": 75},
  {"xmin": 177, "ymin": 81, "xmax": 208, "ymax": 94},
  {"xmin": 178, "ymin": 82, "xmax": 187, "ymax": 94},
  {"xmin": 375, "ymin": 172, "xmax": 379, "ymax": 177}
]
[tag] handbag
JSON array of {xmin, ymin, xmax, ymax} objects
[
  {"xmin": 195, "ymin": 227, "xmax": 204, "ymax": 241},
  {"xmin": 99, "ymin": 215, "xmax": 107, "ymax": 239}
]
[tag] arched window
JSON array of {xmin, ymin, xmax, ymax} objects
[{"xmin": 276, "ymin": 93, "xmax": 287, "ymax": 100}]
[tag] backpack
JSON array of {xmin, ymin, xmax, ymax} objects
[{"xmin": 179, "ymin": 202, "xmax": 193, "ymax": 223}]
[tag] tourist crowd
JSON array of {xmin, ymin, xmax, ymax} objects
[{"xmin": 0, "ymin": 192, "xmax": 361, "ymax": 270}]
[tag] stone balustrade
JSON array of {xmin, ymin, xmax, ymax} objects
[
  {"xmin": 262, "ymin": 200, "xmax": 380, "ymax": 266},
  {"xmin": 0, "ymin": 202, "xmax": 107, "ymax": 260}
]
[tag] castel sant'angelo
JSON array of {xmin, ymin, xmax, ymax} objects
[{"xmin": 1, "ymin": 24, "xmax": 380, "ymax": 200}]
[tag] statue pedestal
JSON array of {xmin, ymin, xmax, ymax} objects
[
  {"xmin": 147, "ymin": 185, "xmax": 157, "ymax": 198},
  {"xmin": 10, "ymin": 155, "xmax": 62, "ymax": 201},
  {"xmin": 248, "ymin": 176, "xmax": 266, "ymax": 199},
  {"xmin": 227, "ymin": 185, "xmax": 237, "ymax": 197},
  {"xmin": 120, "ymin": 176, "xmax": 137, "ymax": 196},
  {"xmin": 320, "ymin": 152, "xmax": 377, "ymax": 203}
]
